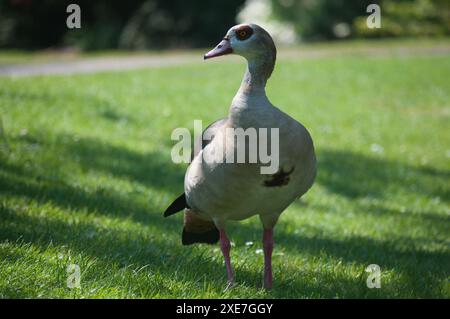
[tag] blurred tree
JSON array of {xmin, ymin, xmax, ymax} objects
[
  {"xmin": 0, "ymin": 0, "xmax": 146, "ymax": 50},
  {"xmin": 1, "ymin": 0, "xmax": 447, "ymax": 50},
  {"xmin": 119, "ymin": 0, "xmax": 246, "ymax": 49},
  {"xmin": 270, "ymin": 0, "xmax": 378, "ymax": 41},
  {"xmin": 354, "ymin": 0, "xmax": 450, "ymax": 38},
  {"xmin": 0, "ymin": 0, "xmax": 245, "ymax": 50},
  {"xmin": 269, "ymin": 0, "xmax": 449, "ymax": 41}
]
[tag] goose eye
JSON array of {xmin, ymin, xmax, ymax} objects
[{"xmin": 235, "ymin": 26, "xmax": 253, "ymax": 40}]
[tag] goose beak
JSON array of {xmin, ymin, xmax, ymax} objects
[{"xmin": 204, "ymin": 38, "xmax": 233, "ymax": 60}]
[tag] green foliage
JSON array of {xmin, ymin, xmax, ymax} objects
[
  {"xmin": 354, "ymin": 0, "xmax": 450, "ymax": 38},
  {"xmin": 271, "ymin": 0, "xmax": 378, "ymax": 40},
  {"xmin": 118, "ymin": 0, "xmax": 245, "ymax": 49},
  {"xmin": 0, "ymin": 0, "xmax": 244, "ymax": 50},
  {"xmin": 0, "ymin": 41, "xmax": 449, "ymax": 297},
  {"xmin": 271, "ymin": 0, "xmax": 449, "ymax": 40}
]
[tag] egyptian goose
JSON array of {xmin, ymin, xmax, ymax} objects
[{"xmin": 164, "ymin": 24, "xmax": 316, "ymax": 289}]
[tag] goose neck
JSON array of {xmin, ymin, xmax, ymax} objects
[{"xmin": 238, "ymin": 55, "xmax": 275, "ymax": 95}]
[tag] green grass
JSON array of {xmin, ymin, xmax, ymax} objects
[
  {"xmin": 0, "ymin": 44, "xmax": 449, "ymax": 298},
  {"xmin": 1, "ymin": 37, "xmax": 448, "ymax": 65}
]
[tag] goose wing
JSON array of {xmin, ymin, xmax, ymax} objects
[{"xmin": 163, "ymin": 118, "xmax": 228, "ymax": 217}]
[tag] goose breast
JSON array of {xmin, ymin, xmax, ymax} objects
[{"xmin": 185, "ymin": 106, "xmax": 316, "ymax": 221}]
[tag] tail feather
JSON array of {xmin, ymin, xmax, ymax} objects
[
  {"xmin": 182, "ymin": 210, "xmax": 219, "ymax": 245},
  {"xmin": 182, "ymin": 227, "xmax": 219, "ymax": 245},
  {"xmin": 163, "ymin": 193, "xmax": 189, "ymax": 217},
  {"xmin": 163, "ymin": 194, "xmax": 218, "ymax": 245}
]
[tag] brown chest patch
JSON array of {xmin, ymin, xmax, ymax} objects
[
  {"xmin": 263, "ymin": 166, "xmax": 295, "ymax": 187},
  {"xmin": 182, "ymin": 210, "xmax": 219, "ymax": 245},
  {"xmin": 184, "ymin": 210, "xmax": 216, "ymax": 233}
]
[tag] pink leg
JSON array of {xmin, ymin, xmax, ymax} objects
[
  {"xmin": 219, "ymin": 229, "xmax": 234, "ymax": 286},
  {"xmin": 263, "ymin": 228, "xmax": 274, "ymax": 289}
]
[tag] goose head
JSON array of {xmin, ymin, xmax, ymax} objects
[{"xmin": 204, "ymin": 24, "xmax": 277, "ymax": 82}]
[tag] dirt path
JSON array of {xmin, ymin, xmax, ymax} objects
[
  {"xmin": 0, "ymin": 54, "xmax": 201, "ymax": 77},
  {"xmin": 1, "ymin": 44, "xmax": 449, "ymax": 77}
]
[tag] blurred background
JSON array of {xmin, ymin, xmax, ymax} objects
[
  {"xmin": 0, "ymin": 0, "xmax": 449, "ymax": 299},
  {"xmin": 0, "ymin": 0, "xmax": 448, "ymax": 51}
]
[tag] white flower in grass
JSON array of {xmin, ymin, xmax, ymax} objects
[
  {"xmin": 255, "ymin": 249, "xmax": 263, "ymax": 254},
  {"xmin": 370, "ymin": 144, "xmax": 384, "ymax": 154},
  {"xmin": 245, "ymin": 241, "xmax": 254, "ymax": 247}
]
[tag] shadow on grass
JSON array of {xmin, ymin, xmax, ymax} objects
[
  {"xmin": 1, "ymin": 206, "xmax": 369, "ymax": 298},
  {"xmin": 16, "ymin": 132, "xmax": 185, "ymax": 194},
  {"xmin": 229, "ymin": 216, "xmax": 449, "ymax": 298},
  {"xmin": 0, "ymin": 159, "xmax": 182, "ymax": 231},
  {"xmin": 0, "ymin": 132, "xmax": 448, "ymax": 297},
  {"xmin": 316, "ymin": 149, "xmax": 449, "ymax": 201}
]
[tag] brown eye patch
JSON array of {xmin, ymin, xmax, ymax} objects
[{"xmin": 235, "ymin": 25, "xmax": 253, "ymax": 41}]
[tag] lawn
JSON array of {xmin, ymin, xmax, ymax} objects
[{"xmin": 0, "ymin": 41, "xmax": 449, "ymax": 298}]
